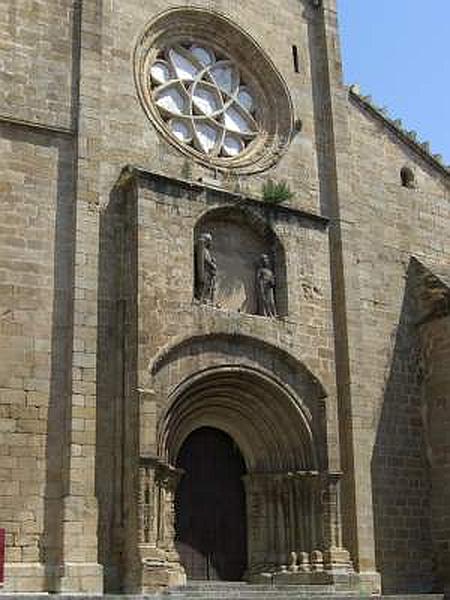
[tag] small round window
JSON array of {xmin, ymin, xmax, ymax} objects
[{"xmin": 135, "ymin": 8, "xmax": 294, "ymax": 174}]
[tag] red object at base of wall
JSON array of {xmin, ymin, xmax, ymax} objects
[{"xmin": 0, "ymin": 528, "xmax": 4, "ymax": 585}]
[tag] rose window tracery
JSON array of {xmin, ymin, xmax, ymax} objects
[
  {"xmin": 135, "ymin": 8, "xmax": 294, "ymax": 173},
  {"xmin": 149, "ymin": 44, "xmax": 259, "ymax": 158}
]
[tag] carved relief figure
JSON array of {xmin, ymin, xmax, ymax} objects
[
  {"xmin": 194, "ymin": 232, "xmax": 217, "ymax": 304},
  {"xmin": 256, "ymin": 254, "xmax": 277, "ymax": 317}
]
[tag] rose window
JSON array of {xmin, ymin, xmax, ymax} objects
[
  {"xmin": 135, "ymin": 9, "xmax": 294, "ymax": 173},
  {"xmin": 149, "ymin": 44, "xmax": 259, "ymax": 158}
]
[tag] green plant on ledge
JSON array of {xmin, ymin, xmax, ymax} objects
[{"xmin": 262, "ymin": 179, "xmax": 294, "ymax": 204}]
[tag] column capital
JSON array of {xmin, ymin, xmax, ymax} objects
[{"xmin": 140, "ymin": 455, "xmax": 184, "ymax": 491}]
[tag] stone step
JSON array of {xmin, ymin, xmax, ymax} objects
[
  {"xmin": 164, "ymin": 589, "xmax": 336, "ymax": 596},
  {"xmin": 159, "ymin": 596, "xmax": 356, "ymax": 599},
  {"xmin": 148, "ymin": 585, "xmax": 446, "ymax": 600},
  {"xmin": 0, "ymin": 593, "xmax": 444, "ymax": 600},
  {"xmin": 161, "ymin": 581, "xmax": 341, "ymax": 596},
  {"xmin": 158, "ymin": 595, "xmax": 351, "ymax": 600}
]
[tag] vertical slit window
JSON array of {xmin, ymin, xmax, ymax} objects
[{"xmin": 292, "ymin": 45, "xmax": 299, "ymax": 73}]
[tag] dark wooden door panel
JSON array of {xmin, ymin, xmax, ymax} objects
[{"xmin": 175, "ymin": 427, "xmax": 247, "ymax": 581}]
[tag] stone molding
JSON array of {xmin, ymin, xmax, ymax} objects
[{"xmin": 116, "ymin": 165, "xmax": 330, "ymax": 227}]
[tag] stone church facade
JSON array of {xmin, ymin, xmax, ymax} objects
[{"xmin": 1, "ymin": 0, "xmax": 449, "ymax": 596}]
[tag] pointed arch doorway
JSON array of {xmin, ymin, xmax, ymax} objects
[{"xmin": 174, "ymin": 427, "xmax": 247, "ymax": 581}]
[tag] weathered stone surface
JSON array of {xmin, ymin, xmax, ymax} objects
[{"xmin": 0, "ymin": 0, "xmax": 449, "ymax": 596}]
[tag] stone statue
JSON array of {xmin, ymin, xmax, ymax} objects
[
  {"xmin": 194, "ymin": 232, "xmax": 217, "ymax": 304},
  {"xmin": 256, "ymin": 254, "xmax": 277, "ymax": 317}
]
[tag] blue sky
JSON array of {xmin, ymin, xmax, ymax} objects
[{"xmin": 338, "ymin": 0, "xmax": 449, "ymax": 165}]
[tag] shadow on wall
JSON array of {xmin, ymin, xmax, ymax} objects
[
  {"xmin": 96, "ymin": 188, "xmax": 125, "ymax": 593},
  {"xmin": 96, "ymin": 187, "xmax": 140, "ymax": 593},
  {"xmin": 371, "ymin": 262, "xmax": 434, "ymax": 594}
]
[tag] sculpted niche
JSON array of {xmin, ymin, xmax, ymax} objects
[{"xmin": 193, "ymin": 207, "xmax": 287, "ymax": 317}]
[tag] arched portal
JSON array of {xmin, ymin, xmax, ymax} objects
[
  {"xmin": 175, "ymin": 427, "xmax": 247, "ymax": 581},
  {"xmin": 160, "ymin": 366, "xmax": 317, "ymax": 472},
  {"xmin": 158, "ymin": 366, "xmax": 324, "ymax": 578}
]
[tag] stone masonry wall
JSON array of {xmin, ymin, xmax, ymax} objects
[
  {"xmin": 0, "ymin": 0, "xmax": 336, "ymax": 591},
  {"xmin": 1, "ymin": 0, "xmax": 449, "ymax": 594},
  {"xmin": 95, "ymin": 0, "xmax": 324, "ymax": 214},
  {"xmin": 420, "ymin": 315, "xmax": 450, "ymax": 596},
  {"xmin": 130, "ymin": 174, "xmax": 336, "ymax": 405},
  {"xmin": 342, "ymin": 100, "xmax": 450, "ymax": 592},
  {"xmin": 0, "ymin": 0, "xmax": 76, "ymax": 129},
  {"xmin": 0, "ymin": 123, "xmax": 75, "ymax": 591}
]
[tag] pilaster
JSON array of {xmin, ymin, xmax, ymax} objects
[
  {"xmin": 56, "ymin": 0, "xmax": 104, "ymax": 592},
  {"xmin": 310, "ymin": 0, "xmax": 380, "ymax": 588}
]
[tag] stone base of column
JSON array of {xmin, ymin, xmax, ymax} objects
[
  {"xmin": 249, "ymin": 548, "xmax": 380, "ymax": 596},
  {"xmin": 253, "ymin": 570, "xmax": 334, "ymax": 585},
  {"xmin": 352, "ymin": 571, "xmax": 382, "ymax": 595},
  {"xmin": 2, "ymin": 561, "xmax": 104, "ymax": 593},
  {"xmin": 2, "ymin": 563, "xmax": 46, "ymax": 592},
  {"xmin": 139, "ymin": 547, "xmax": 186, "ymax": 593},
  {"xmin": 323, "ymin": 546, "xmax": 353, "ymax": 573},
  {"xmin": 252, "ymin": 569, "xmax": 380, "ymax": 594},
  {"xmin": 56, "ymin": 562, "xmax": 104, "ymax": 593}
]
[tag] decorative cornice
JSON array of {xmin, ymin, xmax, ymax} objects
[
  {"xmin": 116, "ymin": 165, "xmax": 330, "ymax": 228},
  {"xmin": 0, "ymin": 113, "xmax": 74, "ymax": 137}
]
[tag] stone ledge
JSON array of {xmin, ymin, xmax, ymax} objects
[
  {"xmin": 0, "ymin": 113, "xmax": 74, "ymax": 137},
  {"xmin": 116, "ymin": 165, "xmax": 330, "ymax": 229}
]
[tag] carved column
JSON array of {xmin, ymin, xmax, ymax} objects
[
  {"xmin": 274, "ymin": 475, "xmax": 286, "ymax": 566},
  {"xmin": 291, "ymin": 471, "xmax": 322, "ymax": 555},
  {"xmin": 138, "ymin": 461, "xmax": 156, "ymax": 547},
  {"xmin": 138, "ymin": 456, "xmax": 186, "ymax": 592},
  {"xmin": 265, "ymin": 476, "xmax": 278, "ymax": 568},
  {"xmin": 155, "ymin": 461, "xmax": 184, "ymax": 557},
  {"xmin": 246, "ymin": 471, "xmax": 323, "ymax": 580},
  {"xmin": 321, "ymin": 472, "xmax": 353, "ymax": 573},
  {"xmin": 243, "ymin": 474, "xmax": 270, "ymax": 575}
]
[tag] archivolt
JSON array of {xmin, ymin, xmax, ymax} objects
[
  {"xmin": 159, "ymin": 365, "xmax": 318, "ymax": 473},
  {"xmin": 149, "ymin": 332, "xmax": 327, "ymax": 404}
]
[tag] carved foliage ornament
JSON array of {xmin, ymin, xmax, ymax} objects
[{"xmin": 134, "ymin": 8, "xmax": 294, "ymax": 173}]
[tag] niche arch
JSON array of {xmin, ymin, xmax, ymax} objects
[
  {"xmin": 400, "ymin": 165, "xmax": 416, "ymax": 189},
  {"xmin": 194, "ymin": 205, "xmax": 288, "ymax": 316}
]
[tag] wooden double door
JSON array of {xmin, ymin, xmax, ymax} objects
[{"xmin": 175, "ymin": 427, "xmax": 247, "ymax": 581}]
